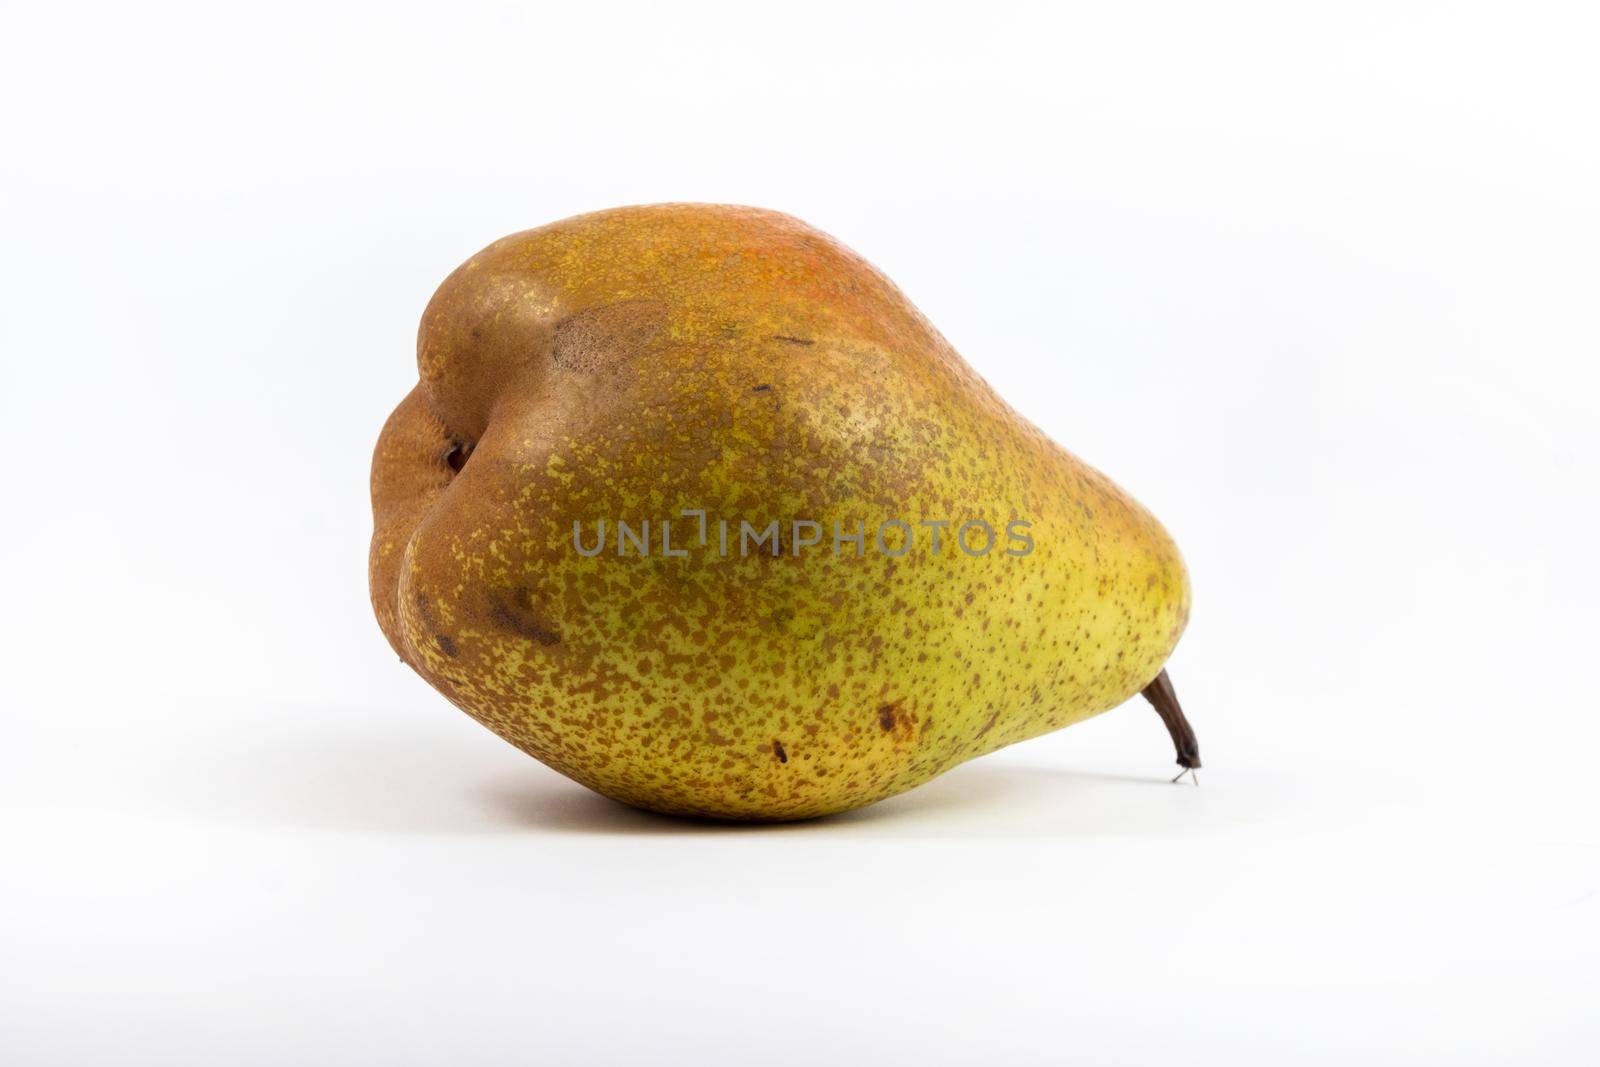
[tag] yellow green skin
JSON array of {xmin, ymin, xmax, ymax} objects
[{"xmin": 370, "ymin": 204, "xmax": 1190, "ymax": 820}]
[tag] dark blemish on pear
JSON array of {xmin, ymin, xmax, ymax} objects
[
  {"xmin": 878, "ymin": 705, "xmax": 898, "ymax": 732},
  {"xmin": 489, "ymin": 592, "xmax": 563, "ymax": 646},
  {"xmin": 772, "ymin": 740, "xmax": 788, "ymax": 763},
  {"xmin": 771, "ymin": 335, "xmax": 814, "ymax": 346},
  {"xmin": 751, "ymin": 384, "xmax": 772, "ymax": 393},
  {"xmin": 435, "ymin": 633, "xmax": 458, "ymax": 657}
]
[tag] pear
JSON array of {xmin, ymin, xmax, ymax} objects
[{"xmin": 370, "ymin": 204, "xmax": 1197, "ymax": 820}]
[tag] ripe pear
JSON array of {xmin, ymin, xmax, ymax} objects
[{"xmin": 370, "ymin": 204, "xmax": 1196, "ymax": 820}]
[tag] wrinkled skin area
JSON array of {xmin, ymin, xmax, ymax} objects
[{"xmin": 371, "ymin": 204, "xmax": 1189, "ymax": 820}]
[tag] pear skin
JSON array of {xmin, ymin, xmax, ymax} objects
[{"xmin": 371, "ymin": 204, "xmax": 1193, "ymax": 820}]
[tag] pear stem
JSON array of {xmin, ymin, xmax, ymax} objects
[{"xmin": 1141, "ymin": 668, "xmax": 1201, "ymax": 770}]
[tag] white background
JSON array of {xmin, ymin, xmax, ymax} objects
[{"xmin": 3, "ymin": 2, "xmax": 1597, "ymax": 1063}]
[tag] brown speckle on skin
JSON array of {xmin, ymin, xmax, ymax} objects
[{"xmin": 772, "ymin": 740, "xmax": 788, "ymax": 763}]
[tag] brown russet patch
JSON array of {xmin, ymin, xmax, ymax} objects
[{"xmin": 552, "ymin": 300, "xmax": 667, "ymax": 373}]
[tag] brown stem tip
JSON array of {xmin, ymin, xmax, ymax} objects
[{"xmin": 1141, "ymin": 668, "xmax": 1201, "ymax": 770}]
